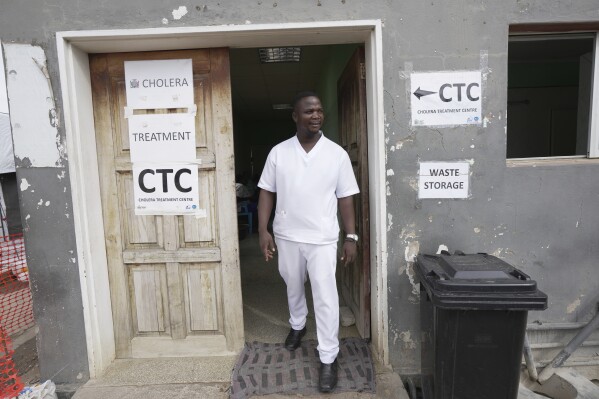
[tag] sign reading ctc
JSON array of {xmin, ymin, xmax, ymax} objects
[
  {"xmin": 411, "ymin": 71, "xmax": 482, "ymax": 127},
  {"xmin": 138, "ymin": 168, "xmax": 192, "ymax": 193},
  {"xmin": 133, "ymin": 164, "xmax": 199, "ymax": 215}
]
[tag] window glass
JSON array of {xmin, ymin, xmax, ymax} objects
[{"xmin": 507, "ymin": 35, "xmax": 594, "ymax": 158}]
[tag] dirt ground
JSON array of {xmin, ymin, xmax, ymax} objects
[{"xmin": 13, "ymin": 334, "xmax": 39, "ymax": 386}]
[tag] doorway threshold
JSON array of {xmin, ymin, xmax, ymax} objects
[{"xmin": 72, "ymin": 356, "xmax": 235, "ymax": 398}]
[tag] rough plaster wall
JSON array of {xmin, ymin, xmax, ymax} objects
[
  {"xmin": 384, "ymin": 1, "xmax": 508, "ymax": 374},
  {"xmin": 4, "ymin": 44, "xmax": 64, "ymax": 168},
  {"xmin": 386, "ymin": 1, "xmax": 599, "ymax": 374},
  {"xmin": 0, "ymin": 0, "xmax": 598, "ymax": 380},
  {"xmin": 1, "ymin": 42, "xmax": 89, "ymax": 384},
  {"xmin": 19, "ymin": 169, "xmax": 89, "ymax": 385}
]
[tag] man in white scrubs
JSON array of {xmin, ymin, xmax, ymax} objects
[{"xmin": 257, "ymin": 92, "xmax": 359, "ymax": 393}]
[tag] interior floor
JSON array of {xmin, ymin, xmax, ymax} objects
[{"xmin": 239, "ymin": 232, "xmax": 360, "ymax": 344}]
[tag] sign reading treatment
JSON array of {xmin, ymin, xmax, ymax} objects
[
  {"xmin": 418, "ymin": 162, "xmax": 470, "ymax": 199},
  {"xmin": 411, "ymin": 71, "xmax": 482, "ymax": 127},
  {"xmin": 128, "ymin": 113, "xmax": 196, "ymax": 163}
]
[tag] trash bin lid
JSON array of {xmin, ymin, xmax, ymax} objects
[{"xmin": 415, "ymin": 253, "xmax": 548, "ymax": 310}]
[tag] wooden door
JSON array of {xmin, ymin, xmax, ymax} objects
[
  {"xmin": 90, "ymin": 49, "xmax": 244, "ymax": 358},
  {"xmin": 338, "ymin": 47, "xmax": 370, "ymax": 339}
]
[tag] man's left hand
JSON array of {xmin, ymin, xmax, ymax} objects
[{"xmin": 341, "ymin": 240, "xmax": 357, "ymax": 266}]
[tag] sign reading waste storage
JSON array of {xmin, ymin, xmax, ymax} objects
[
  {"xmin": 419, "ymin": 162, "xmax": 470, "ymax": 199},
  {"xmin": 125, "ymin": 59, "xmax": 193, "ymax": 109},
  {"xmin": 133, "ymin": 164, "xmax": 199, "ymax": 214},
  {"xmin": 128, "ymin": 113, "xmax": 196, "ymax": 163},
  {"xmin": 411, "ymin": 71, "xmax": 481, "ymax": 127}
]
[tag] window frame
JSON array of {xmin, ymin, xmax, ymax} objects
[
  {"xmin": 589, "ymin": 33, "xmax": 599, "ymax": 158},
  {"xmin": 507, "ymin": 29, "xmax": 599, "ymax": 160}
]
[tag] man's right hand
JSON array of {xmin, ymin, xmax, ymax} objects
[{"xmin": 259, "ymin": 231, "xmax": 276, "ymax": 262}]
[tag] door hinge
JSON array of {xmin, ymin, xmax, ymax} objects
[{"xmin": 360, "ymin": 63, "xmax": 366, "ymax": 80}]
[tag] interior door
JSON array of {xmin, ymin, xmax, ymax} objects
[
  {"xmin": 338, "ymin": 47, "xmax": 371, "ymax": 339},
  {"xmin": 90, "ymin": 49, "xmax": 244, "ymax": 358}
]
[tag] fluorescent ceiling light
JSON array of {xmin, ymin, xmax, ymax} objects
[
  {"xmin": 272, "ymin": 103, "xmax": 293, "ymax": 110},
  {"xmin": 259, "ymin": 47, "xmax": 301, "ymax": 63}
]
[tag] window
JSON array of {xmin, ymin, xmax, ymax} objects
[{"xmin": 507, "ymin": 33, "xmax": 599, "ymax": 159}]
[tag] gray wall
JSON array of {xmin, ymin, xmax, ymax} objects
[
  {"xmin": 1, "ymin": 0, "xmax": 598, "ymax": 383},
  {"xmin": 0, "ymin": 173, "xmax": 22, "ymax": 235},
  {"xmin": 387, "ymin": 3, "xmax": 599, "ymax": 374}
]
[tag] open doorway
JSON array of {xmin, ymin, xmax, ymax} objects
[
  {"xmin": 57, "ymin": 20, "xmax": 386, "ymax": 377},
  {"xmin": 230, "ymin": 43, "xmax": 370, "ymax": 344}
]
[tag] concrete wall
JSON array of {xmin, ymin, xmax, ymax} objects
[
  {"xmin": 0, "ymin": 0, "xmax": 598, "ymax": 386},
  {"xmin": 0, "ymin": 39, "xmax": 89, "ymax": 390},
  {"xmin": 0, "ymin": 173, "xmax": 22, "ymax": 235},
  {"xmin": 387, "ymin": 3, "xmax": 599, "ymax": 374}
]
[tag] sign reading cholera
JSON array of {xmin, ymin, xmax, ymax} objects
[
  {"xmin": 125, "ymin": 59, "xmax": 200, "ymax": 215},
  {"xmin": 125, "ymin": 58, "xmax": 194, "ymax": 109}
]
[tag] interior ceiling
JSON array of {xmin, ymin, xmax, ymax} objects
[
  {"xmin": 509, "ymin": 36, "xmax": 594, "ymax": 63},
  {"xmin": 230, "ymin": 45, "xmax": 333, "ymax": 122}
]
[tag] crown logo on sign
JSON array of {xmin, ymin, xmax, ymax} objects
[{"xmin": 130, "ymin": 79, "xmax": 139, "ymax": 88}]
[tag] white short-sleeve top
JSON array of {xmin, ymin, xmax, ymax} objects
[{"xmin": 258, "ymin": 133, "xmax": 359, "ymax": 245}]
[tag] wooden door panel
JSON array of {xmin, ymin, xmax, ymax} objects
[
  {"xmin": 343, "ymin": 259, "xmax": 360, "ymax": 311},
  {"xmin": 195, "ymin": 78, "xmax": 212, "ymax": 148},
  {"xmin": 184, "ymin": 264, "xmax": 221, "ymax": 332},
  {"xmin": 122, "ymin": 247, "xmax": 221, "ymax": 264},
  {"xmin": 181, "ymin": 171, "xmax": 216, "ymax": 246},
  {"xmin": 122, "ymin": 174, "xmax": 161, "ymax": 246},
  {"xmin": 91, "ymin": 48, "xmax": 243, "ymax": 358},
  {"xmin": 130, "ymin": 266, "xmax": 168, "ymax": 334},
  {"xmin": 338, "ymin": 47, "xmax": 371, "ymax": 339},
  {"xmin": 112, "ymin": 79, "xmax": 130, "ymax": 153}
]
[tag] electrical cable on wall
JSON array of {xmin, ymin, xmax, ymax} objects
[{"xmin": 0, "ymin": 194, "xmax": 7, "ymax": 239}]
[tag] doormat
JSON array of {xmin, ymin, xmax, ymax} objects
[{"xmin": 230, "ymin": 337, "xmax": 375, "ymax": 398}]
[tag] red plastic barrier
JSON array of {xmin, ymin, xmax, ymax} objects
[
  {"xmin": 0, "ymin": 234, "xmax": 34, "ymax": 398},
  {"xmin": 0, "ymin": 234, "xmax": 33, "ymax": 336},
  {"xmin": 0, "ymin": 327, "xmax": 23, "ymax": 398}
]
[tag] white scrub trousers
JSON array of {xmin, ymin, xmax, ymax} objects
[{"xmin": 275, "ymin": 238, "xmax": 339, "ymax": 364}]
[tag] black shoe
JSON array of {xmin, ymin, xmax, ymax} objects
[
  {"xmin": 319, "ymin": 359, "xmax": 338, "ymax": 393},
  {"xmin": 284, "ymin": 327, "xmax": 306, "ymax": 351}
]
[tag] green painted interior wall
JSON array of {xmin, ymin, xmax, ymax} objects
[
  {"xmin": 317, "ymin": 44, "xmax": 360, "ymax": 144},
  {"xmin": 508, "ymin": 62, "xmax": 580, "ymax": 88},
  {"xmin": 233, "ymin": 116, "xmax": 296, "ymax": 180}
]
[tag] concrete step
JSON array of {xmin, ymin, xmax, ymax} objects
[
  {"xmin": 522, "ymin": 367, "xmax": 599, "ymax": 399},
  {"xmin": 72, "ymin": 356, "xmax": 410, "ymax": 399},
  {"xmin": 519, "ymin": 384, "xmax": 549, "ymax": 399}
]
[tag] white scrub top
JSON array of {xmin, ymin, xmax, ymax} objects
[{"xmin": 258, "ymin": 133, "xmax": 359, "ymax": 245}]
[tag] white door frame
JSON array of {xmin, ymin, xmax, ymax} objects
[{"xmin": 56, "ymin": 20, "xmax": 388, "ymax": 378}]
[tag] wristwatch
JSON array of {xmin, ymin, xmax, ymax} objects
[{"xmin": 345, "ymin": 233, "xmax": 359, "ymax": 243}]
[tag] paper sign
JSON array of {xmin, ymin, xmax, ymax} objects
[
  {"xmin": 133, "ymin": 163, "xmax": 199, "ymax": 215},
  {"xmin": 125, "ymin": 59, "xmax": 193, "ymax": 109},
  {"xmin": 128, "ymin": 113, "xmax": 196, "ymax": 163},
  {"xmin": 411, "ymin": 71, "xmax": 482, "ymax": 126},
  {"xmin": 419, "ymin": 162, "xmax": 470, "ymax": 199}
]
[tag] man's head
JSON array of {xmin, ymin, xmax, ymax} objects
[{"xmin": 292, "ymin": 91, "xmax": 324, "ymax": 136}]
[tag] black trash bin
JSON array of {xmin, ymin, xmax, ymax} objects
[{"xmin": 415, "ymin": 252, "xmax": 547, "ymax": 399}]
